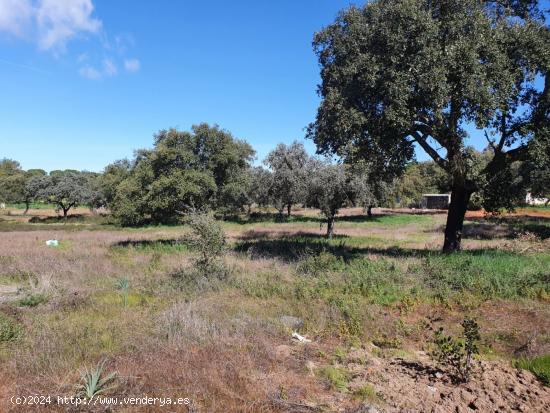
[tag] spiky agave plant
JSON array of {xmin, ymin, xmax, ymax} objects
[
  {"xmin": 115, "ymin": 277, "xmax": 130, "ymax": 307},
  {"xmin": 76, "ymin": 359, "xmax": 118, "ymax": 399}
]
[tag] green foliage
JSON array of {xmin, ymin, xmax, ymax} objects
[
  {"xmin": 185, "ymin": 212, "xmax": 229, "ymax": 279},
  {"xmin": 75, "ymin": 358, "xmax": 118, "ymax": 399},
  {"xmin": 308, "ymin": 163, "xmax": 350, "ymax": 238},
  {"xmin": 110, "ymin": 124, "xmax": 254, "ymax": 225},
  {"xmin": 115, "ymin": 278, "xmax": 130, "ymax": 307},
  {"xmin": 0, "ymin": 313, "xmax": 21, "ymax": 343},
  {"xmin": 27, "ymin": 171, "xmax": 93, "ymax": 217},
  {"xmin": 246, "ymin": 166, "xmax": 273, "ymax": 209},
  {"xmin": 319, "ymin": 366, "xmax": 349, "ymax": 391},
  {"xmin": 420, "ymin": 252, "xmax": 550, "ymax": 300},
  {"xmin": 432, "ymin": 317, "xmax": 480, "ymax": 382},
  {"xmin": 264, "ymin": 141, "xmax": 310, "ymax": 216},
  {"xmin": 308, "ymin": 0, "xmax": 549, "ymax": 250},
  {"xmin": 393, "ymin": 161, "xmax": 450, "ymax": 208},
  {"xmin": 353, "ymin": 384, "xmax": 379, "ymax": 402},
  {"xmin": 514, "ymin": 355, "xmax": 550, "ymax": 386},
  {"xmin": 296, "ymin": 250, "xmax": 345, "ymax": 276},
  {"xmin": 18, "ymin": 293, "xmax": 48, "ymax": 308}
]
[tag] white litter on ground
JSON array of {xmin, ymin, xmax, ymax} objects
[
  {"xmin": 292, "ymin": 332, "xmax": 312, "ymax": 343},
  {"xmin": 46, "ymin": 240, "xmax": 59, "ymax": 247}
]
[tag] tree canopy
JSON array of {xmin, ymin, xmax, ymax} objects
[
  {"xmin": 109, "ymin": 124, "xmax": 255, "ymax": 225},
  {"xmin": 308, "ymin": 0, "xmax": 549, "ymax": 251}
]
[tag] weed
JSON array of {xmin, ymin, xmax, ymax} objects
[
  {"xmin": 75, "ymin": 358, "xmax": 118, "ymax": 399},
  {"xmin": 514, "ymin": 355, "xmax": 550, "ymax": 386},
  {"xmin": 296, "ymin": 249, "xmax": 344, "ymax": 276},
  {"xmin": 0, "ymin": 313, "xmax": 21, "ymax": 343},
  {"xmin": 18, "ymin": 293, "xmax": 48, "ymax": 307},
  {"xmin": 319, "ymin": 366, "xmax": 348, "ymax": 391},
  {"xmin": 353, "ymin": 384, "xmax": 380, "ymax": 402}
]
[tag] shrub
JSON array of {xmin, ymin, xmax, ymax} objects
[
  {"xmin": 0, "ymin": 313, "xmax": 21, "ymax": 343},
  {"xmin": 185, "ymin": 211, "xmax": 229, "ymax": 279},
  {"xmin": 514, "ymin": 355, "xmax": 550, "ymax": 386},
  {"xmin": 18, "ymin": 293, "xmax": 48, "ymax": 307},
  {"xmin": 432, "ymin": 317, "xmax": 480, "ymax": 382},
  {"xmin": 296, "ymin": 249, "xmax": 344, "ymax": 276}
]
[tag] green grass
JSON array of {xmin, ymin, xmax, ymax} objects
[
  {"xmin": 514, "ymin": 355, "xmax": 550, "ymax": 386},
  {"xmin": 319, "ymin": 366, "xmax": 349, "ymax": 391},
  {"xmin": 0, "ymin": 313, "xmax": 21, "ymax": 343},
  {"xmin": 353, "ymin": 384, "xmax": 380, "ymax": 402}
]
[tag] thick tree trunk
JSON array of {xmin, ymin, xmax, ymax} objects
[
  {"xmin": 24, "ymin": 200, "xmax": 30, "ymax": 215},
  {"xmin": 326, "ymin": 217, "xmax": 335, "ymax": 239},
  {"xmin": 367, "ymin": 205, "xmax": 373, "ymax": 218},
  {"xmin": 63, "ymin": 207, "xmax": 69, "ymax": 220},
  {"xmin": 442, "ymin": 185, "xmax": 471, "ymax": 252},
  {"xmin": 287, "ymin": 203, "xmax": 291, "ymax": 217}
]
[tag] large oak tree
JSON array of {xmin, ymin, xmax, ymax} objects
[{"xmin": 308, "ymin": 0, "xmax": 549, "ymax": 251}]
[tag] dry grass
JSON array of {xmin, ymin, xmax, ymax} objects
[{"xmin": 0, "ymin": 208, "xmax": 548, "ymax": 412}]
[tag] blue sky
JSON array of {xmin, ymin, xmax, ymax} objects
[{"xmin": 0, "ymin": 1, "xmax": 547, "ymax": 172}]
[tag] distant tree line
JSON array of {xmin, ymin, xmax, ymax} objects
[{"xmin": 1, "ymin": 121, "xmax": 548, "ymax": 236}]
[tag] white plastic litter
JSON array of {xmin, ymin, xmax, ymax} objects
[
  {"xmin": 292, "ymin": 332, "xmax": 312, "ymax": 343},
  {"xmin": 46, "ymin": 240, "xmax": 59, "ymax": 247}
]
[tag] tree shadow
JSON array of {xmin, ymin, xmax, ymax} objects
[
  {"xmin": 234, "ymin": 231, "xmax": 519, "ymax": 262},
  {"xmin": 225, "ymin": 212, "xmax": 388, "ymax": 225},
  {"xmin": 112, "ymin": 239, "xmax": 187, "ymax": 249},
  {"xmin": 464, "ymin": 216, "xmax": 550, "ymax": 240},
  {"xmin": 234, "ymin": 235, "xmax": 435, "ymax": 262}
]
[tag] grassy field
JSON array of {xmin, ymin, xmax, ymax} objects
[{"xmin": 0, "ymin": 206, "xmax": 549, "ymax": 412}]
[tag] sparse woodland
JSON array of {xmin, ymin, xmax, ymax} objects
[{"xmin": 0, "ymin": 0, "xmax": 549, "ymax": 412}]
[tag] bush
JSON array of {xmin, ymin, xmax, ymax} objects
[
  {"xmin": 185, "ymin": 212, "xmax": 229, "ymax": 279},
  {"xmin": 18, "ymin": 293, "xmax": 48, "ymax": 307},
  {"xmin": 296, "ymin": 249, "xmax": 344, "ymax": 276}
]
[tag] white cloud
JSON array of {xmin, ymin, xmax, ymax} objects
[
  {"xmin": 103, "ymin": 58, "xmax": 117, "ymax": 76},
  {"xmin": 0, "ymin": 0, "xmax": 139, "ymax": 80},
  {"xmin": 78, "ymin": 64, "xmax": 100, "ymax": 80},
  {"xmin": 124, "ymin": 58, "xmax": 140, "ymax": 73},
  {"xmin": 0, "ymin": 0, "xmax": 34, "ymax": 37},
  {"xmin": 0, "ymin": 0, "xmax": 101, "ymax": 52},
  {"xmin": 36, "ymin": 0, "xmax": 101, "ymax": 52}
]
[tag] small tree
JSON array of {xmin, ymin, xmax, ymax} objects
[
  {"xmin": 309, "ymin": 163, "xmax": 350, "ymax": 238},
  {"xmin": 31, "ymin": 172, "xmax": 92, "ymax": 219},
  {"xmin": 432, "ymin": 317, "xmax": 480, "ymax": 382},
  {"xmin": 265, "ymin": 141, "xmax": 310, "ymax": 217},
  {"xmin": 185, "ymin": 211, "xmax": 228, "ymax": 278},
  {"xmin": 246, "ymin": 166, "xmax": 273, "ymax": 211}
]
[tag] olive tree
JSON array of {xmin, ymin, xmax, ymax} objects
[
  {"xmin": 308, "ymin": 0, "xmax": 549, "ymax": 251},
  {"xmin": 264, "ymin": 141, "xmax": 310, "ymax": 216},
  {"xmin": 308, "ymin": 162, "xmax": 354, "ymax": 238}
]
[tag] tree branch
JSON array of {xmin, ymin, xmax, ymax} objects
[
  {"xmin": 410, "ymin": 131, "xmax": 449, "ymax": 171},
  {"xmin": 503, "ymin": 145, "xmax": 529, "ymax": 162}
]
